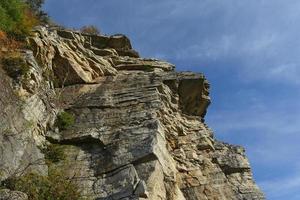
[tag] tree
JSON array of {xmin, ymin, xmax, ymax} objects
[
  {"xmin": 80, "ymin": 25, "xmax": 100, "ymax": 35},
  {"xmin": 25, "ymin": 0, "xmax": 48, "ymax": 23},
  {"xmin": 25, "ymin": 0, "xmax": 44, "ymax": 12},
  {"xmin": 0, "ymin": 0, "xmax": 26, "ymax": 32},
  {"xmin": 0, "ymin": 0, "xmax": 39, "ymax": 38}
]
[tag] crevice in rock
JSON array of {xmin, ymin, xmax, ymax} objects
[
  {"xmin": 47, "ymin": 135, "xmax": 105, "ymax": 146},
  {"xmin": 220, "ymin": 165, "xmax": 251, "ymax": 175},
  {"xmin": 132, "ymin": 153, "xmax": 158, "ymax": 166}
]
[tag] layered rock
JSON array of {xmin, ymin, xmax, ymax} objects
[
  {"xmin": 0, "ymin": 66, "xmax": 49, "ymax": 182},
  {"xmin": 0, "ymin": 27, "xmax": 264, "ymax": 200},
  {"xmin": 27, "ymin": 27, "xmax": 172, "ymax": 86}
]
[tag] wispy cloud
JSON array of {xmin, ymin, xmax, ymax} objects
[{"xmin": 259, "ymin": 171, "xmax": 300, "ymax": 200}]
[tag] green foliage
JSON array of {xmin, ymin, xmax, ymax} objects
[
  {"xmin": 25, "ymin": 0, "xmax": 44, "ymax": 13},
  {"xmin": 0, "ymin": 0, "xmax": 23, "ymax": 32},
  {"xmin": 41, "ymin": 144, "xmax": 66, "ymax": 164},
  {"xmin": 143, "ymin": 65, "xmax": 154, "ymax": 72},
  {"xmin": 1, "ymin": 168, "xmax": 83, "ymax": 200},
  {"xmin": 1, "ymin": 143, "xmax": 87, "ymax": 199},
  {"xmin": 56, "ymin": 111, "xmax": 75, "ymax": 130},
  {"xmin": 25, "ymin": 0, "xmax": 48, "ymax": 23},
  {"xmin": 80, "ymin": 25, "xmax": 100, "ymax": 35},
  {"xmin": 0, "ymin": 0, "xmax": 39, "ymax": 39},
  {"xmin": 1, "ymin": 54, "xmax": 30, "ymax": 79}
]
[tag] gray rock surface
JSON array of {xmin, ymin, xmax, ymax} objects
[
  {"xmin": 0, "ymin": 189, "xmax": 28, "ymax": 200},
  {"xmin": 0, "ymin": 27, "xmax": 264, "ymax": 200},
  {"xmin": 0, "ymin": 68, "xmax": 48, "ymax": 181}
]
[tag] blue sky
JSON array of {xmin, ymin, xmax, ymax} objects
[{"xmin": 44, "ymin": 1, "xmax": 300, "ymax": 199}]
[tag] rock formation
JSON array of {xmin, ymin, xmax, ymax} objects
[{"xmin": 0, "ymin": 27, "xmax": 264, "ymax": 200}]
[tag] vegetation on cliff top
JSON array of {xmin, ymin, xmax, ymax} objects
[
  {"xmin": 0, "ymin": 0, "xmax": 49, "ymax": 86},
  {"xmin": 0, "ymin": 0, "xmax": 47, "ymax": 64},
  {"xmin": 80, "ymin": 25, "xmax": 101, "ymax": 35},
  {"xmin": 0, "ymin": 0, "xmax": 40, "ymax": 39}
]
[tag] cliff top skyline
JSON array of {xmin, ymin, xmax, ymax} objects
[{"xmin": 44, "ymin": 1, "xmax": 300, "ymax": 200}]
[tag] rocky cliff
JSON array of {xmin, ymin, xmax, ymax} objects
[{"xmin": 0, "ymin": 27, "xmax": 264, "ymax": 200}]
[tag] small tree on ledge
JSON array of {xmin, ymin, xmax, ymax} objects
[{"xmin": 80, "ymin": 25, "xmax": 100, "ymax": 35}]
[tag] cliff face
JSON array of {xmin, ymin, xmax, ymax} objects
[{"xmin": 0, "ymin": 27, "xmax": 264, "ymax": 200}]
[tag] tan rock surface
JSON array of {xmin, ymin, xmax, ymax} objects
[{"xmin": 0, "ymin": 27, "xmax": 264, "ymax": 200}]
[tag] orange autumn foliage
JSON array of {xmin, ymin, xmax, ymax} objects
[
  {"xmin": 18, "ymin": 8, "xmax": 39, "ymax": 36},
  {"xmin": 0, "ymin": 31, "xmax": 22, "ymax": 58}
]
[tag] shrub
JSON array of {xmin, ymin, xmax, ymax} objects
[
  {"xmin": 80, "ymin": 25, "xmax": 100, "ymax": 35},
  {"xmin": 41, "ymin": 144, "xmax": 66, "ymax": 164},
  {"xmin": 0, "ymin": 0, "xmax": 39, "ymax": 39},
  {"xmin": 0, "ymin": 0, "xmax": 23, "ymax": 33},
  {"xmin": 25, "ymin": 0, "xmax": 48, "ymax": 24},
  {"xmin": 25, "ymin": 0, "xmax": 44, "ymax": 14},
  {"xmin": 1, "ymin": 53, "xmax": 30, "ymax": 79},
  {"xmin": 1, "ymin": 142, "xmax": 87, "ymax": 199},
  {"xmin": 0, "ymin": 31, "xmax": 22, "ymax": 50},
  {"xmin": 1, "ymin": 168, "xmax": 83, "ymax": 200},
  {"xmin": 56, "ymin": 111, "xmax": 75, "ymax": 130},
  {"xmin": 18, "ymin": 7, "xmax": 39, "ymax": 36}
]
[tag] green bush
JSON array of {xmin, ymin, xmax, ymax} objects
[
  {"xmin": 25, "ymin": 0, "xmax": 44, "ymax": 14},
  {"xmin": 0, "ymin": 0, "xmax": 39, "ymax": 39},
  {"xmin": 1, "ymin": 143, "xmax": 87, "ymax": 200},
  {"xmin": 80, "ymin": 25, "xmax": 100, "ymax": 35},
  {"xmin": 1, "ymin": 54, "xmax": 30, "ymax": 79},
  {"xmin": 0, "ymin": 0, "xmax": 24, "ymax": 32},
  {"xmin": 41, "ymin": 144, "xmax": 66, "ymax": 164},
  {"xmin": 25, "ymin": 0, "xmax": 48, "ymax": 23},
  {"xmin": 56, "ymin": 111, "xmax": 75, "ymax": 130},
  {"xmin": 1, "ymin": 168, "xmax": 83, "ymax": 200}
]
